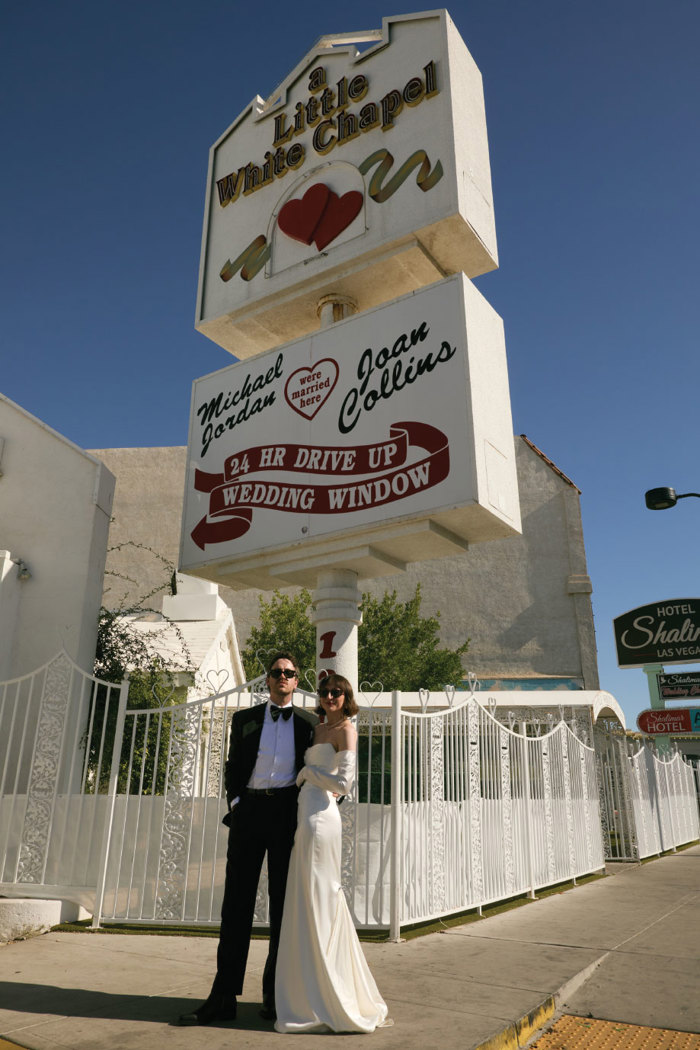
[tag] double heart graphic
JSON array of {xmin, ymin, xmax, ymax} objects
[{"xmin": 277, "ymin": 183, "xmax": 363, "ymax": 252}]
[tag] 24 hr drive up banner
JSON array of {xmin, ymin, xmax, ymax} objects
[{"xmin": 180, "ymin": 274, "xmax": 520, "ymax": 589}]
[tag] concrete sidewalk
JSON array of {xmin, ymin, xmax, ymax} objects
[{"xmin": 1, "ymin": 846, "xmax": 698, "ymax": 1050}]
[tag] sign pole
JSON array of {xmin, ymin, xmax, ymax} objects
[
  {"xmin": 310, "ymin": 568, "xmax": 362, "ymax": 685},
  {"xmin": 307, "ymin": 295, "xmax": 362, "ymax": 688},
  {"xmin": 643, "ymin": 662, "xmax": 670, "ymax": 754}
]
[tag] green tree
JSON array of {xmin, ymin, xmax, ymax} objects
[
  {"xmin": 240, "ymin": 584, "xmax": 468, "ymax": 690},
  {"xmin": 358, "ymin": 585, "xmax": 469, "ymax": 690},
  {"xmin": 241, "ymin": 588, "xmax": 316, "ymax": 681}
]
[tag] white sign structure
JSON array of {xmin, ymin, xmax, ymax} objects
[
  {"xmin": 196, "ymin": 10, "xmax": 498, "ymax": 358},
  {"xmin": 181, "ymin": 274, "xmax": 520, "ymax": 590}
]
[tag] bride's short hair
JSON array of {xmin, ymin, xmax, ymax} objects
[{"xmin": 317, "ymin": 673, "xmax": 358, "ymax": 718}]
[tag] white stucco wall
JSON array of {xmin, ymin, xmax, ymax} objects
[
  {"xmin": 92, "ymin": 437, "xmax": 599, "ymax": 688},
  {"xmin": 0, "ymin": 394, "xmax": 115, "ymax": 679}
]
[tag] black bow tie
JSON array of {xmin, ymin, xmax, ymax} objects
[{"xmin": 270, "ymin": 705, "xmax": 293, "ymax": 722}]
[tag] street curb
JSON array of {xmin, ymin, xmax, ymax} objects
[
  {"xmin": 473, "ymin": 997, "xmax": 556, "ymax": 1050},
  {"xmin": 472, "ymin": 950, "xmax": 611, "ymax": 1050}
]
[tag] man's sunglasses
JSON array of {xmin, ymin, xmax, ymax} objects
[
  {"xmin": 318, "ymin": 687, "xmax": 344, "ymax": 699},
  {"xmin": 268, "ymin": 668, "xmax": 298, "ymax": 679}
]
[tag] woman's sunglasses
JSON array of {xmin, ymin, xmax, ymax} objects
[
  {"xmin": 268, "ymin": 668, "xmax": 298, "ymax": 679},
  {"xmin": 318, "ymin": 687, "xmax": 344, "ymax": 699}
]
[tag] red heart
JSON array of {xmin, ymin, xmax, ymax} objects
[
  {"xmin": 285, "ymin": 359, "xmax": 339, "ymax": 420},
  {"xmin": 277, "ymin": 183, "xmax": 330, "ymax": 245},
  {"xmin": 313, "ymin": 190, "xmax": 363, "ymax": 251}
]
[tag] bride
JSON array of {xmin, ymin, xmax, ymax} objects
[{"xmin": 274, "ymin": 673, "xmax": 389, "ymax": 1034}]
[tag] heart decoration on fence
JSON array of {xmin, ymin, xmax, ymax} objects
[
  {"xmin": 255, "ymin": 646, "xmax": 287, "ymax": 674},
  {"xmin": 151, "ymin": 682, "xmax": 176, "ymax": 705},
  {"xmin": 418, "ymin": 688, "xmax": 430, "ymax": 712},
  {"xmin": 444, "ymin": 684, "xmax": 456, "ymax": 708},
  {"xmin": 303, "ymin": 668, "xmax": 321, "ymax": 693},
  {"xmin": 206, "ymin": 669, "xmax": 230, "ymax": 695},
  {"xmin": 359, "ymin": 681, "xmax": 383, "ymax": 707},
  {"xmin": 277, "ymin": 182, "xmax": 363, "ymax": 252},
  {"xmin": 467, "ymin": 671, "xmax": 481, "ymax": 697}
]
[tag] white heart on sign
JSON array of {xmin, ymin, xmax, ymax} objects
[{"xmin": 285, "ymin": 359, "xmax": 339, "ymax": 420}]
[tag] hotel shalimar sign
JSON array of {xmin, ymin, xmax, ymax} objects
[{"xmin": 195, "ymin": 10, "xmax": 498, "ymax": 358}]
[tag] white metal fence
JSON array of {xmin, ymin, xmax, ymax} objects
[
  {"xmin": 594, "ymin": 723, "xmax": 700, "ymax": 861},
  {"xmin": 629, "ymin": 746, "xmax": 699, "ymax": 858},
  {"xmin": 1, "ymin": 653, "xmax": 697, "ymax": 938},
  {"xmin": 0, "ymin": 652, "xmax": 127, "ymax": 908}
]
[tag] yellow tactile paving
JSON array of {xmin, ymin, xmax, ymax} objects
[{"xmin": 531, "ymin": 1015, "xmax": 700, "ymax": 1050}]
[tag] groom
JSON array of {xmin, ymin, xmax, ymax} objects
[{"xmin": 179, "ymin": 651, "xmax": 317, "ymax": 1026}]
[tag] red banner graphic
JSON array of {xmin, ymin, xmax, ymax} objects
[{"xmin": 191, "ymin": 421, "xmax": 449, "ymax": 550}]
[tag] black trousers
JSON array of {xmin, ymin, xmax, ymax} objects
[{"xmin": 217, "ymin": 788, "xmax": 298, "ymax": 1002}]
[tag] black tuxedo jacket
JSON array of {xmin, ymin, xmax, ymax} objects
[{"xmin": 224, "ymin": 701, "xmax": 317, "ymax": 816}]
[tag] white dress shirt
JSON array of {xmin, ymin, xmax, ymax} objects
[{"xmin": 247, "ymin": 701, "xmax": 297, "ymax": 790}]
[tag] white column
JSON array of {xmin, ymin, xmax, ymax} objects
[{"xmin": 310, "ymin": 568, "xmax": 362, "ymax": 686}]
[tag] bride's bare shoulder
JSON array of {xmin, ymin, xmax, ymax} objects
[{"xmin": 336, "ymin": 723, "xmax": 357, "ymax": 752}]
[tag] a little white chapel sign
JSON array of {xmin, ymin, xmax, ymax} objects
[{"xmin": 196, "ymin": 11, "xmax": 498, "ymax": 358}]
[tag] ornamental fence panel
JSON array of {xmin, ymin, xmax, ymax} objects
[
  {"xmin": 394, "ymin": 695, "xmax": 604, "ymax": 928},
  {"xmin": 594, "ymin": 724, "xmax": 639, "ymax": 861},
  {"xmin": 628, "ymin": 746, "xmax": 700, "ymax": 859},
  {"xmin": 0, "ymin": 652, "xmax": 126, "ymax": 909}
]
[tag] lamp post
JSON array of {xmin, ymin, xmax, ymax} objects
[{"xmin": 645, "ymin": 487, "xmax": 700, "ymax": 510}]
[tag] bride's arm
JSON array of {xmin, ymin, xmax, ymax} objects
[{"xmin": 296, "ymin": 748, "xmax": 356, "ymax": 793}]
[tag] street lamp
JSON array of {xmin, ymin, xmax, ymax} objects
[{"xmin": 645, "ymin": 487, "xmax": 700, "ymax": 510}]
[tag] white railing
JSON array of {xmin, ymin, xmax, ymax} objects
[
  {"xmin": 93, "ymin": 684, "xmax": 607, "ymax": 933},
  {"xmin": 394, "ymin": 697, "xmax": 604, "ymax": 929},
  {"xmin": 0, "ymin": 652, "xmax": 127, "ymax": 908},
  {"xmin": 629, "ymin": 746, "xmax": 700, "ymax": 858},
  {"xmin": 1, "ymin": 656, "xmax": 698, "ymax": 938}
]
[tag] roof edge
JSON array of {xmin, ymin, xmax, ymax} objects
[{"xmin": 519, "ymin": 435, "xmax": 581, "ymax": 493}]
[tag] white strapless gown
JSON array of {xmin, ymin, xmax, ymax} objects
[{"xmin": 275, "ymin": 742, "xmax": 389, "ymax": 1033}]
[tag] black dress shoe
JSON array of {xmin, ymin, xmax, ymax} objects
[
  {"xmin": 178, "ymin": 993, "xmax": 237, "ymax": 1026},
  {"xmin": 259, "ymin": 999, "xmax": 277, "ymax": 1021}
]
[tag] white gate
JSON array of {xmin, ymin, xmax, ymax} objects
[
  {"xmin": 0, "ymin": 652, "xmax": 126, "ymax": 909},
  {"xmin": 93, "ymin": 678, "xmax": 319, "ymax": 927}
]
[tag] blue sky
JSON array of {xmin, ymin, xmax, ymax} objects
[{"xmin": 3, "ymin": 1, "xmax": 699, "ymax": 727}]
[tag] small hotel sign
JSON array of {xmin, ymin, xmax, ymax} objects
[
  {"xmin": 657, "ymin": 672, "xmax": 700, "ymax": 700},
  {"xmin": 196, "ymin": 11, "xmax": 498, "ymax": 357},
  {"xmin": 614, "ymin": 600, "xmax": 700, "ymax": 668},
  {"xmin": 637, "ymin": 707, "xmax": 700, "ymax": 735}
]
